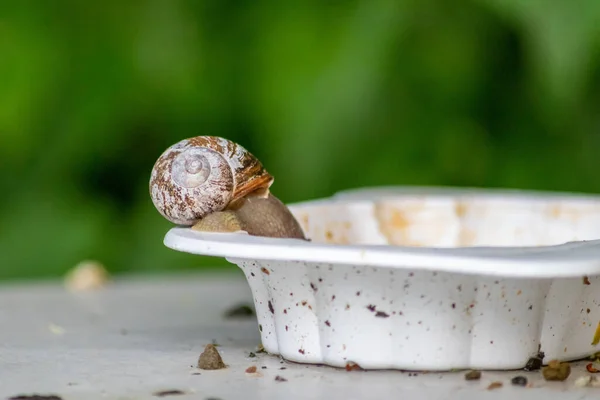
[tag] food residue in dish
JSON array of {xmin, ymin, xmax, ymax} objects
[{"xmin": 487, "ymin": 381, "xmax": 503, "ymax": 390}]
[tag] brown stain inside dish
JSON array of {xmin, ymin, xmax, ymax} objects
[
  {"xmin": 293, "ymin": 210, "xmax": 352, "ymax": 245},
  {"xmin": 454, "ymin": 202, "xmax": 467, "ymax": 218},
  {"xmin": 300, "ymin": 214, "xmax": 310, "ymax": 232},
  {"xmin": 374, "ymin": 202, "xmax": 424, "ymax": 246},
  {"xmin": 390, "ymin": 209, "xmax": 412, "ymax": 230},
  {"xmin": 548, "ymin": 205, "xmax": 562, "ymax": 218},
  {"xmin": 297, "ymin": 197, "xmax": 600, "ymax": 248},
  {"xmin": 545, "ymin": 203, "xmax": 594, "ymax": 222},
  {"xmin": 457, "ymin": 228, "xmax": 476, "ymax": 247},
  {"xmin": 454, "ymin": 201, "xmax": 475, "ymax": 246},
  {"xmin": 454, "ymin": 201, "xmax": 483, "ymax": 246},
  {"xmin": 322, "ymin": 221, "xmax": 352, "ymax": 244},
  {"xmin": 374, "ymin": 201, "xmax": 463, "ymax": 247}
]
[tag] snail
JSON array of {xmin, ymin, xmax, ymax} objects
[{"xmin": 149, "ymin": 136, "xmax": 307, "ymax": 240}]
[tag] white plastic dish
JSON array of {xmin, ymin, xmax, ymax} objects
[{"xmin": 163, "ymin": 186, "xmax": 600, "ymax": 371}]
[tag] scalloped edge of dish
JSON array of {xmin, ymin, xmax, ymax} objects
[
  {"xmin": 164, "ymin": 228, "xmax": 600, "ymax": 279},
  {"xmin": 164, "ymin": 186, "xmax": 600, "ymax": 278},
  {"xmin": 223, "ymin": 257, "xmax": 600, "ymax": 370}
]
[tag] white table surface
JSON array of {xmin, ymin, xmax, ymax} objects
[{"xmin": 1, "ymin": 271, "xmax": 599, "ymax": 400}]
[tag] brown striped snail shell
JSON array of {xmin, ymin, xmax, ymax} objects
[{"xmin": 149, "ymin": 136, "xmax": 274, "ymax": 226}]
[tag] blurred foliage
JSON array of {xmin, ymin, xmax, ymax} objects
[{"xmin": 1, "ymin": 0, "xmax": 600, "ymax": 280}]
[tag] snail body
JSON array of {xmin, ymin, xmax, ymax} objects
[
  {"xmin": 193, "ymin": 191, "xmax": 307, "ymax": 239},
  {"xmin": 150, "ymin": 136, "xmax": 306, "ymax": 240}
]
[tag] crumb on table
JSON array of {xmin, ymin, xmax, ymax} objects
[
  {"xmin": 223, "ymin": 303, "xmax": 255, "ymax": 319},
  {"xmin": 153, "ymin": 389, "xmax": 186, "ymax": 397},
  {"xmin": 464, "ymin": 370, "xmax": 481, "ymax": 380},
  {"xmin": 542, "ymin": 360, "xmax": 571, "ymax": 381},
  {"xmin": 64, "ymin": 260, "xmax": 109, "ymax": 292},
  {"xmin": 197, "ymin": 344, "xmax": 226, "ymax": 370}
]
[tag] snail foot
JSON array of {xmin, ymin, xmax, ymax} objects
[{"xmin": 191, "ymin": 211, "xmax": 247, "ymax": 234}]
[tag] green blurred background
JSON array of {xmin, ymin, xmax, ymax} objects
[{"xmin": 2, "ymin": 0, "xmax": 600, "ymax": 281}]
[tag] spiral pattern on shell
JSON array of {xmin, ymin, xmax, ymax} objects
[{"xmin": 149, "ymin": 136, "xmax": 274, "ymax": 225}]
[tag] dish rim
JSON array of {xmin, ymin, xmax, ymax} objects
[{"xmin": 162, "ymin": 186, "xmax": 600, "ymax": 278}]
